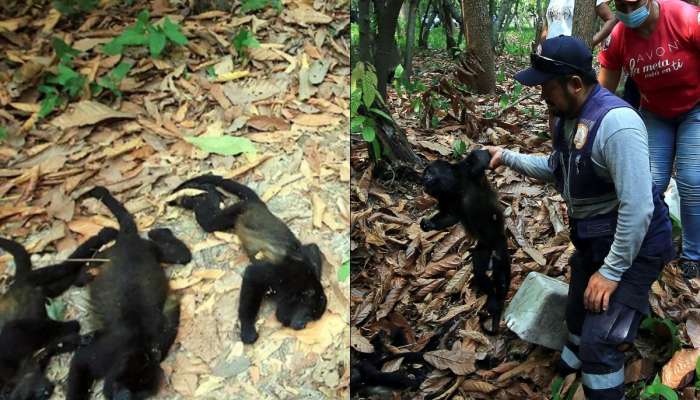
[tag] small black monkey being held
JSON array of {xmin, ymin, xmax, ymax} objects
[
  {"xmin": 0, "ymin": 228, "xmax": 117, "ymax": 400},
  {"xmin": 421, "ymin": 149, "xmax": 511, "ymax": 334},
  {"xmin": 66, "ymin": 187, "xmax": 191, "ymax": 400},
  {"xmin": 170, "ymin": 174, "xmax": 327, "ymax": 344}
]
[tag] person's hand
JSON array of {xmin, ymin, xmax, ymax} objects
[
  {"xmin": 584, "ymin": 272, "xmax": 619, "ymax": 313},
  {"xmin": 482, "ymin": 146, "xmax": 504, "ymax": 169}
]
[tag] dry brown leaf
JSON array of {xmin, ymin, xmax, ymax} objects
[
  {"xmin": 661, "ymin": 348, "xmax": 700, "ymax": 388},
  {"xmin": 287, "ymin": 5, "xmax": 333, "ymax": 25},
  {"xmin": 51, "ymin": 101, "xmax": 136, "ymax": 130},
  {"xmin": 461, "ymin": 379, "xmax": 497, "ymax": 393},
  {"xmin": 423, "ymin": 254, "xmax": 461, "ymax": 277},
  {"xmin": 311, "ymin": 193, "xmax": 326, "ymax": 229},
  {"xmin": 686, "ymin": 309, "xmax": 700, "ymax": 349},
  {"xmin": 423, "ymin": 348, "xmax": 476, "ymax": 375},
  {"xmin": 293, "ymin": 113, "xmax": 341, "ymax": 127},
  {"xmin": 0, "ymin": 17, "xmax": 30, "ymax": 32},
  {"xmin": 246, "ymin": 115, "xmax": 290, "ymax": 131},
  {"xmin": 351, "ymin": 327, "xmax": 373, "ymax": 353}
]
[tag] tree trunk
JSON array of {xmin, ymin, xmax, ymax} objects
[
  {"xmin": 437, "ymin": 0, "xmax": 457, "ymax": 55},
  {"xmin": 358, "ymin": 0, "xmax": 373, "ymax": 63},
  {"xmin": 572, "ymin": 0, "xmax": 597, "ymax": 48},
  {"xmin": 460, "ymin": 0, "xmax": 469, "ymax": 45},
  {"xmin": 403, "ymin": 0, "xmax": 420, "ymax": 82},
  {"xmin": 420, "ymin": 5, "xmax": 437, "ymax": 47},
  {"xmin": 532, "ymin": 0, "xmax": 545, "ymax": 50},
  {"xmin": 462, "ymin": 0, "xmax": 496, "ymax": 93},
  {"xmin": 373, "ymin": 0, "xmax": 404, "ymax": 99}
]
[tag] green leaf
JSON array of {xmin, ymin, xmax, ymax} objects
[
  {"xmin": 550, "ymin": 376, "xmax": 564, "ymax": 400},
  {"xmin": 52, "ymin": 37, "xmax": 80, "ymax": 63},
  {"xmin": 136, "ymin": 9, "xmax": 150, "ymax": 27},
  {"xmin": 56, "ymin": 63, "xmax": 81, "ymax": 86},
  {"xmin": 371, "ymin": 138, "xmax": 381, "ymax": 160},
  {"xmin": 351, "ymin": 62, "xmax": 364, "ymax": 89},
  {"xmin": 350, "ymin": 89, "xmax": 361, "ymax": 115},
  {"xmin": 45, "ymin": 298, "xmax": 66, "ymax": 321},
  {"xmin": 184, "ymin": 135, "xmax": 256, "ymax": 156},
  {"xmin": 102, "ymin": 41, "xmax": 124, "ymax": 55},
  {"xmin": 241, "ymin": 0, "xmax": 269, "ymax": 13},
  {"xmin": 111, "ymin": 61, "xmax": 133, "ymax": 81},
  {"xmin": 369, "ymin": 107, "xmax": 392, "ymax": 122},
  {"xmin": 162, "ymin": 17, "xmax": 188, "ymax": 45},
  {"xmin": 453, "ymin": 140, "xmax": 467, "ymax": 157},
  {"xmin": 499, "ymin": 94, "xmax": 509, "ymax": 109},
  {"xmin": 393, "ymin": 64, "xmax": 404, "ymax": 79},
  {"xmin": 148, "ymin": 31, "xmax": 167, "ymax": 57},
  {"xmin": 362, "ymin": 70, "xmax": 377, "ymax": 108},
  {"xmin": 350, "ymin": 116, "xmax": 365, "ymax": 132},
  {"xmin": 642, "ymin": 375, "xmax": 678, "ymax": 400},
  {"xmin": 233, "ymin": 29, "xmax": 260, "ymax": 55},
  {"xmin": 338, "ymin": 258, "xmax": 350, "ymax": 282},
  {"xmin": 39, "ymin": 93, "xmax": 60, "ymax": 119},
  {"xmin": 362, "ymin": 125, "xmax": 376, "ymax": 142},
  {"xmin": 0, "ymin": 126, "xmax": 7, "ymax": 141}
]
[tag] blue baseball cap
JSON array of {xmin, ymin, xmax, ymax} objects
[{"xmin": 514, "ymin": 35, "xmax": 595, "ymax": 86}]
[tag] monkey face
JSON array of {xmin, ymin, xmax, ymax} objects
[
  {"xmin": 277, "ymin": 283, "xmax": 327, "ymax": 330},
  {"xmin": 423, "ymin": 160, "xmax": 457, "ymax": 198}
]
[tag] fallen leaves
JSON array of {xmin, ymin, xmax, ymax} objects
[
  {"xmin": 661, "ymin": 348, "xmax": 700, "ymax": 388},
  {"xmin": 50, "ymin": 100, "xmax": 136, "ymax": 130}
]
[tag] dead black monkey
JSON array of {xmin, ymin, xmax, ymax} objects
[
  {"xmin": 170, "ymin": 174, "xmax": 327, "ymax": 344},
  {"xmin": 66, "ymin": 187, "xmax": 191, "ymax": 400},
  {"xmin": 421, "ymin": 149, "xmax": 511, "ymax": 334},
  {"xmin": 0, "ymin": 228, "xmax": 117, "ymax": 400}
]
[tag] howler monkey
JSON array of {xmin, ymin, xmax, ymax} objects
[
  {"xmin": 170, "ymin": 174, "xmax": 327, "ymax": 344},
  {"xmin": 0, "ymin": 228, "xmax": 117, "ymax": 400},
  {"xmin": 66, "ymin": 186, "xmax": 191, "ymax": 400},
  {"xmin": 421, "ymin": 149, "xmax": 511, "ymax": 334}
]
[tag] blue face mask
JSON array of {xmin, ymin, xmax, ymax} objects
[{"xmin": 616, "ymin": 1, "xmax": 650, "ymax": 28}]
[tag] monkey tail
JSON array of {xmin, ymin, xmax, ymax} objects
[
  {"xmin": 83, "ymin": 186, "xmax": 137, "ymax": 234},
  {"xmin": 173, "ymin": 174, "xmax": 261, "ymax": 203},
  {"xmin": 0, "ymin": 238, "xmax": 32, "ymax": 281}
]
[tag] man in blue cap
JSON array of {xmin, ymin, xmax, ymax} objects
[{"xmin": 485, "ymin": 35, "xmax": 674, "ymax": 400}]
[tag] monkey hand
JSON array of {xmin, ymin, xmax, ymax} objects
[
  {"xmin": 583, "ymin": 272, "xmax": 618, "ymax": 313},
  {"xmin": 420, "ymin": 218, "xmax": 435, "ymax": 232},
  {"xmin": 482, "ymin": 146, "xmax": 504, "ymax": 169},
  {"xmin": 241, "ymin": 325, "xmax": 259, "ymax": 344}
]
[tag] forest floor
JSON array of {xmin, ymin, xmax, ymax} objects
[
  {"xmin": 350, "ymin": 48, "xmax": 700, "ymax": 399},
  {"xmin": 0, "ymin": 1, "xmax": 350, "ymax": 399}
]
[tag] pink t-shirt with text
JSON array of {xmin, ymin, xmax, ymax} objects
[{"xmin": 598, "ymin": 0, "xmax": 700, "ymax": 118}]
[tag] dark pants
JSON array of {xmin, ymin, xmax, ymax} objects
[
  {"xmin": 622, "ymin": 77, "xmax": 640, "ymax": 109},
  {"xmin": 558, "ymin": 249, "xmax": 663, "ymax": 400}
]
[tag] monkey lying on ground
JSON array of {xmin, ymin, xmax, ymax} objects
[
  {"xmin": 66, "ymin": 186, "xmax": 191, "ymax": 400},
  {"xmin": 421, "ymin": 149, "xmax": 511, "ymax": 335},
  {"xmin": 0, "ymin": 228, "xmax": 117, "ymax": 400},
  {"xmin": 170, "ymin": 174, "xmax": 327, "ymax": 344}
]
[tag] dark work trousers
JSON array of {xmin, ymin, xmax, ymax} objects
[
  {"xmin": 557, "ymin": 249, "xmax": 664, "ymax": 400},
  {"xmin": 622, "ymin": 76, "xmax": 641, "ymax": 110}
]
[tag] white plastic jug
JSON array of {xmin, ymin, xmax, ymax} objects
[{"xmin": 504, "ymin": 271, "xmax": 569, "ymax": 350}]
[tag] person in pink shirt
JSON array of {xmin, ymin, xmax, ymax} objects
[{"xmin": 598, "ymin": 0, "xmax": 700, "ymax": 280}]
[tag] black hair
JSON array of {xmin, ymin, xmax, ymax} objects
[{"xmin": 557, "ymin": 70, "xmax": 597, "ymax": 87}]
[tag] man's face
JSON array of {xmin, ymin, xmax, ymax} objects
[
  {"xmin": 540, "ymin": 78, "xmax": 578, "ymax": 119},
  {"xmin": 614, "ymin": 0, "xmax": 648, "ymax": 14}
]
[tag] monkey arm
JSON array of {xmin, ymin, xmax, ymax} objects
[
  {"xmin": 29, "ymin": 228, "xmax": 118, "ymax": 297},
  {"xmin": 238, "ymin": 261, "xmax": 277, "ymax": 344},
  {"xmin": 420, "ymin": 211, "xmax": 459, "ymax": 231}
]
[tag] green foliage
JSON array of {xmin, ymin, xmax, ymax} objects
[
  {"xmin": 351, "ymin": 62, "xmax": 385, "ymax": 160},
  {"xmin": 641, "ymin": 375, "xmax": 679, "ymax": 400},
  {"xmin": 45, "ymin": 298, "xmax": 67, "ymax": 321},
  {"xmin": 95, "ymin": 61, "xmax": 133, "ymax": 96},
  {"xmin": 550, "ymin": 376, "xmax": 579, "ymax": 400},
  {"xmin": 39, "ymin": 38, "xmax": 86, "ymax": 118},
  {"xmin": 696, "ymin": 356, "xmax": 700, "ymax": 389},
  {"xmin": 233, "ymin": 29, "xmax": 261, "ymax": 58},
  {"xmin": 452, "ymin": 140, "xmax": 466, "ymax": 158},
  {"xmin": 640, "ymin": 316, "xmax": 682, "ymax": 357},
  {"xmin": 240, "ymin": 0, "xmax": 282, "ymax": 13},
  {"xmin": 53, "ymin": 0, "xmax": 98, "ymax": 16},
  {"xmin": 184, "ymin": 135, "xmax": 256, "ymax": 156},
  {"xmin": 102, "ymin": 10, "xmax": 188, "ymax": 58},
  {"xmin": 338, "ymin": 258, "xmax": 350, "ymax": 282},
  {"xmin": 0, "ymin": 126, "xmax": 7, "ymax": 141}
]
